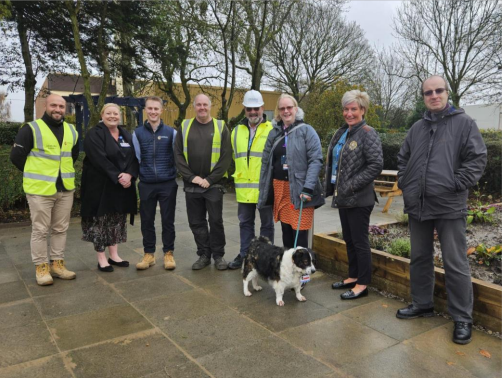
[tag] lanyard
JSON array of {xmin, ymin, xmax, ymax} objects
[{"xmin": 332, "ymin": 129, "xmax": 349, "ymax": 182}]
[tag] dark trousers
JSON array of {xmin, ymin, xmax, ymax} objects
[
  {"xmin": 338, "ymin": 206, "xmax": 373, "ymax": 285},
  {"xmin": 185, "ymin": 187, "xmax": 225, "ymax": 258},
  {"xmin": 238, "ymin": 203, "xmax": 274, "ymax": 257},
  {"xmin": 139, "ymin": 180, "xmax": 178, "ymax": 253},
  {"xmin": 409, "ymin": 216, "xmax": 472, "ymax": 322},
  {"xmin": 281, "ymin": 222, "xmax": 309, "ymax": 249}
]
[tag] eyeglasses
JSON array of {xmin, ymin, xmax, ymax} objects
[
  {"xmin": 423, "ymin": 88, "xmax": 447, "ymax": 97},
  {"xmin": 278, "ymin": 106, "xmax": 294, "ymax": 112},
  {"xmin": 245, "ymin": 107, "xmax": 260, "ymax": 112}
]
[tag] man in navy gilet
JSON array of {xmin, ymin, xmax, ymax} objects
[{"xmin": 132, "ymin": 96, "xmax": 178, "ymax": 270}]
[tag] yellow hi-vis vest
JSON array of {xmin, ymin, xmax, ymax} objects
[
  {"xmin": 231, "ymin": 120, "xmax": 273, "ymax": 203},
  {"xmin": 181, "ymin": 118, "xmax": 228, "ymax": 178},
  {"xmin": 23, "ymin": 119, "xmax": 78, "ymax": 196}
]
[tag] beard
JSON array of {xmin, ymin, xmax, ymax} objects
[{"xmin": 248, "ymin": 115, "xmax": 262, "ymax": 125}]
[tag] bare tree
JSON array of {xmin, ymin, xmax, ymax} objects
[
  {"xmin": 394, "ymin": 0, "xmax": 502, "ymax": 107},
  {"xmin": 362, "ymin": 47, "xmax": 417, "ymax": 128},
  {"xmin": 205, "ymin": 0, "xmax": 244, "ymax": 126},
  {"xmin": 236, "ymin": 0, "xmax": 298, "ymax": 91},
  {"xmin": 140, "ymin": 0, "xmax": 220, "ymax": 127},
  {"xmin": 264, "ymin": 1, "xmax": 370, "ymax": 103}
]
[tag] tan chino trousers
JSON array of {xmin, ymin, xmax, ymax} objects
[{"xmin": 27, "ymin": 191, "xmax": 74, "ymax": 265}]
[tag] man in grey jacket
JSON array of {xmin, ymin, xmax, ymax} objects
[{"xmin": 396, "ymin": 76, "xmax": 487, "ymax": 345}]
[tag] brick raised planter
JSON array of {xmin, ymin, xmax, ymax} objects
[{"xmin": 313, "ymin": 231, "xmax": 502, "ymax": 332}]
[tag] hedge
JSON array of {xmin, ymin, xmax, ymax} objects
[
  {"xmin": 0, "ymin": 152, "xmax": 84, "ymax": 214},
  {"xmin": 0, "ymin": 122, "xmax": 22, "ymax": 145},
  {"xmin": 380, "ymin": 131, "xmax": 501, "ymax": 194}
]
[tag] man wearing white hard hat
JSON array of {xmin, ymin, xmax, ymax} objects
[{"xmin": 228, "ymin": 90, "xmax": 275, "ymax": 269}]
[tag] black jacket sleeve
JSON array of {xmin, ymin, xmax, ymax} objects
[
  {"xmin": 9, "ymin": 124, "xmax": 33, "ymax": 172},
  {"xmin": 205, "ymin": 124, "xmax": 232, "ymax": 185},
  {"xmin": 397, "ymin": 129, "xmax": 412, "ymax": 189}
]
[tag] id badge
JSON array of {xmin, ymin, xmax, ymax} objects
[
  {"xmin": 331, "ymin": 174, "xmax": 336, "ymax": 184},
  {"xmin": 300, "ymin": 274, "xmax": 311, "ymax": 284},
  {"xmin": 120, "ymin": 142, "xmax": 131, "ymax": 147},
  {"xmin": 281, "ymin": 155, "xmax": 288, "ymax": 170}
]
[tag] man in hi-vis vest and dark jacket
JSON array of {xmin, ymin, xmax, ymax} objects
[
  {"xmin": 10, "ymin": 94, "xmax": 79, "ymax": 286},
  {"xmin": 227, "ymin": 90, "xmax": 274, "ymax": 270},
  {"xmin": 174, "ymin": 94, "xmax": 231, "ymax": 271}
]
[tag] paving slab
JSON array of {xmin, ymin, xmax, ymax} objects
[
  {"xmin": 341, "ymin": 298, "xmax": 449, "ymax": 341},
  {"xmin": 161, "ymin": 308, "xmax": 271, "ymax": 359},
  {"xmin": 0, "ymin": 322, "xmax": 58, "ymax": 368},
  {"xmin": 66, "ymin": 331, "xmax": 191, "ymax": 378},
  {"xmin": 113, "ymin": 273, "xmax": 194, "ymax": 302},
  {"xmin": 407, "ymin": 323, "xmax": 502, "ymax": 378},
  {"xmin": 0, "ymin": 262, "xmax": 20, "ymax": 284},
  {"xmin": 280, "ymin": 313, "xmax": 399, "ymax": 367},
  {"xmin": 0, "ymin": 280, "xmax": 30, "ymax": 305},
  {"xmin": 48, "ymin": 304, "xmax": 153, "ymax": 351},
  {"xmin": 0, "ymin": 355, "xmax": 73, "ymax": 378},
  {"xmin": 197, "ymin": 335, "xmax": 333, "ymax": 378},
  {"xmin": 33, "ymin": 282, "xmax": 125, "ymax": 320},
  {"xmin": 339, "ymin": 342, "xmax": 477, "ymax": 378},
  {"xmin": 0, "ymin": 301, "xmax": 42, "ymax": 329},
  {"xmin": 237, "ymin": 292, "xmax": 335, "ymax": 332},
  {"xmin": 134, "ymin": 289, "xmax": 227, "ymax": 331}
]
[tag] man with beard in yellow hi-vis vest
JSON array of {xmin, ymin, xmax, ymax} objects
[
  {"xmin": 10, "ymin": 94, "xmax": 79, "ymax": 286},
  {"xmin": 227, "ymin": 90, "xmax": 274, "ymax": 269}
]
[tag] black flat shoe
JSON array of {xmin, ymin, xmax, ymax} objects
[
  {"xmin": 332, "ymin": 280, "xmax": 357, "ymax": 290},
  {"xmin": 340, "ymin": 288, "xmax": 368, "ymax": 300},
  {"xmin": 108, "ymin": 258, "xmax": 129, "ymax": 267},
  {"xmin": 97, "ymin": 263, "xmax": 114, "ymax": 272}
]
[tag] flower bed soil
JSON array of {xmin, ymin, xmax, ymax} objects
[{"xmin": 368, "ymin": 209, "xmax": 502, "ymax": 286}]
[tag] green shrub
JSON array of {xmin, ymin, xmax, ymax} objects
[
  {"xmin": 387, "ymin": 238, "xmax": 411, "ymax": 258},
  {"xmin": 0, "ymin": 122, "xmax": 22, "ymax": 145},
  {"xmin": 395, "ymin": 212, "xmax": 409, "ymax": 225},
  {"xmin": 0, "ymin": 152, "xmax": 85, "ymax": 213}
]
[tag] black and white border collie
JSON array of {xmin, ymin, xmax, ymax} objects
[{"xmin": 242, "ymin": 236, "xmax": 316, "ymax": 306}]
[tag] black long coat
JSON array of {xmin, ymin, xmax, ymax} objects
[{"xmin": 80, "ymin": 122, "xmax": 139, "ymax": 219}]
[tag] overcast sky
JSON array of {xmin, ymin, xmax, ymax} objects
[{"xmin": 2, "ymin": 1, "xmax": 402, "ymax": 122}]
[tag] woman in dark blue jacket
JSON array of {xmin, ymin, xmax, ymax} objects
[{"xmin": 325, "ymin": 90, "xmax": 383, "ymax": 300}]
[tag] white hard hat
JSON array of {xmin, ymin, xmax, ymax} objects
[{"xmin": 242, "ymin": 90, "xmax": 264, "ymax": 107}]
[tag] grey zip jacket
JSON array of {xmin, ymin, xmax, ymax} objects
[
  {"xmin": 397, "ymin": 105, "xmax": 487, "ymax": 221},
  {"xmin": 257, "ymin": 108, "xmax": 325, "ymax": 210}
]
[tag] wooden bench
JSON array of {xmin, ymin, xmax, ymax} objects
[{"xmin": 374, "ymin": 170, "xmax": 402, "ymax": 213}]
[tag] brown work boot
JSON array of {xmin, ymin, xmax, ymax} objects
[
  {"xmin": 36, "ymin": 263, "xmax": 54, "ymax": 286},
  {"xmin": 50, "ymin": 260, "xmax": 76, "ymax": 280},
  {"xmin": 164, "ymin": 251, "xmax": 176, "ymax": 270},
  {"xmin": 136, "ymin": 253, "xmax": 156, "ymax": 270}
]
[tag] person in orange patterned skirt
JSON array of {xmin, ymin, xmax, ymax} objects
[{"xmin": 257, "ymin": 94, "xmax": 324, "ymax": 249}]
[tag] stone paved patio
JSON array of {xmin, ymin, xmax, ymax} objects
[{"xmin": 0, "ymin": 183, "xmax": 500, "ymax": 378}]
